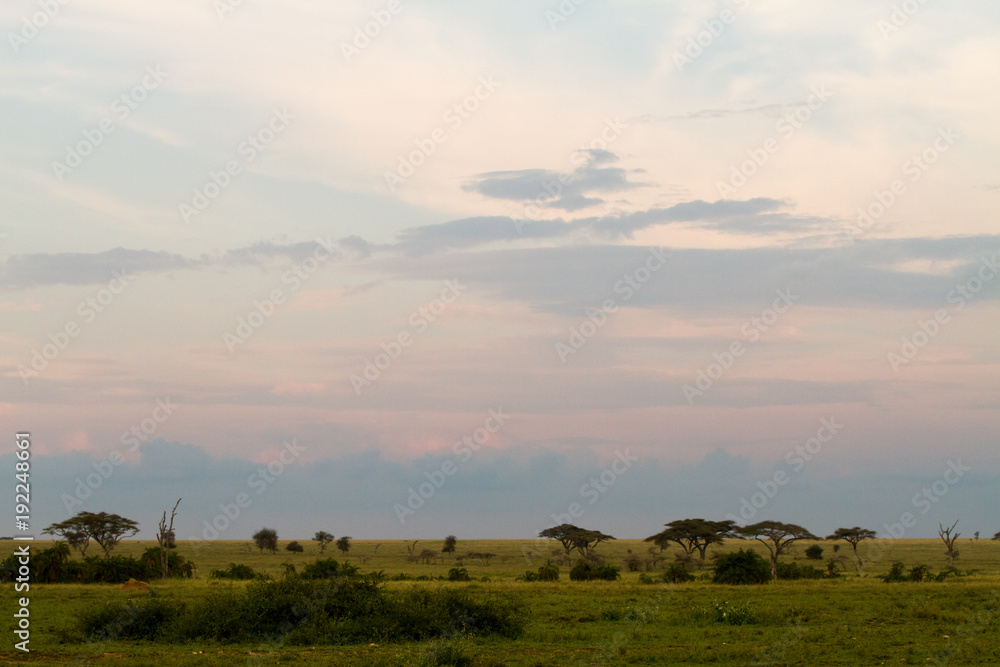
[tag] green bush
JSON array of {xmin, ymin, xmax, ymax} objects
[
  {"xmin": 537, "ymin": 561, "xmax": 560, "ymax": 582},
  {"xmin": 805, "ymin": 545, "xmax": 824, "ymax": 560},
  {"xmin": 210, "ymin": 563, "xmax": 259, "ymax": 580},
  {"xmin": 80, "ymin": 595, "xmax": 183, "ymax": 641},
  {"xmin": 569, "ymin": 561, "xmax": 620, "ymax": 581},
  {"xmin": 447, "ymin": 567, "xmax": 471, "ymax": 582},
  {"xmin": 78, "ymin": 575, "xmax": 526, "ymax": 645},
  {"xmin": 663, "ymin": 562, "xmax": 695, "ymax": 583},
  {"xmin": 299, "ymin": 558, "xmax": 359, "ymax": 580},
  {"xmin": 776, "ymin": 561, "xmax": 825, "ymax": 580},
  {"xmin": 712, "ymin": 549, "xmax": 771, "ymax": 585},
  {"xmin": 883, "ymin": 562, "xmax": 908, "ymax": 583}
]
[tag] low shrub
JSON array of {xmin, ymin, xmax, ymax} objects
[
  {"xmin": 210, "ymin": 563, "xmax": 259, "ymax": 580},
  {"xmin": 805, "ymin": 545, "xmax": 824, "ymax": 560},
  {"xmin": 712, "ymin": 550, "xmax": 771, "ymax": 585},
  {"xmin": 663, "ymin": 562, "xmax": 695, "ymax": 584},
  {"xmin": 569, "ymin": 561, "xmax": 620, "ymax": 581},
  {"xmin": 447, "ymin": 567, "xmax": 471, "ymax": 582},
  {"xmin": 78, "ymin": 575, "xmax": 527, "ymax": 645},
  {"xmin": 776, "ymin": 562, "xmax": 825, "ymax": 580}
]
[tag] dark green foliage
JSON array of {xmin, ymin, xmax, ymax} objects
[
  {"xmin": 805, "ymin": 545, "xmax": 824, "ymax": 560},
  {"xmin": 908, "ymin": 564, "xmax": 931, "ymax": 582},
  {"xmin": 78, "ymin": 576, "xmax": 526, "ymax": 645},
  {"xmin": 442, "ymin": 535, "xmax": 458, "ymax": 553},
  {"xmin": 569, "ymin": 561, "xmax": 620, "ymax": 581},
  {"xmin": 140, "ymin": 547, "xmax": 195, "ymax": 579},
  {"xmin": 663, "ymin": 562, "xmax": 695, "ymax": 583},
  {"xmin": 776, "ymin": 561, "xmax": 825, "ymax": 580},
  {"xmin": 712, "ymin": 549, "xmax": 771, "ymax": 585},
  {"xmin": 252, "ymin": 528, "xmax": 278, "ymax": 554},
  {"xmin": 537, "ymin": 560, "xmax": 559, "ymax": 581},
  {"xmin": 883, "ymin": 562, "xmax": 907, "ymax": 582},
  {"xmin": 210, "ymin": 563, "xmax": 259, "ymax": 580},
  {"xmin": 286, "ymin": 541, "xmax": 305, "ymax": 553},
  {"xmin": 299, "ymin": 558, "xmax": 359, "ymax": 580},
  {"xmin": 447, "ymin": 567, "xmax": 471, "ymax": 581},
  {"xmin": 0, "ymin": 548, "xmax": 195, "ymax": 584},
  {"xmin": 79, "ymin": 595, "xmax": 183, "ymax": 641}
]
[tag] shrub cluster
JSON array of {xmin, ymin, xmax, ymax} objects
[
  {"xmin": 569, "ymin": 561, "xmax": 620, "ymax": 581},
  {"xmin": 883, "ymin": 562, "xmax": 971, "ymax": 583},
  {"xmin": 0, "ymin": 546, "xmax": 194, "ymax": 584},
  {"xmin": 209, "ymin": 563, "xmax": 259, "ymax": 580},
  {"xmin": 711, "ymin": 549, "xmax": 771, "ymax": 585},
  {"xmin": 78, "ymin": 574, "xmax": 526, "ymax": 645}
]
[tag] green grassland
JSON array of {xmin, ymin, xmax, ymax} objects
[{"xmin": 2, "ymin": 538, "xmax": 999, "ymax": 665}]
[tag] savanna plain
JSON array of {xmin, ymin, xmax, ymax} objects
[{"xmin": 2, "ymin": 538, "xmax": 999, "ymax": 666}]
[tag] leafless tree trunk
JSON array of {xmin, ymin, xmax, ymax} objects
[
  {"xmin": 938, "ymin": 520, "xmax": 960, "ymax": 566},
  {"xmin": 157, "ymin": 498, "xmax": 181, "ymax": 579}
]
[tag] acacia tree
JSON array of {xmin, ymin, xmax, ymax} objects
[
  {"xmin": 253, "ymin": 528, "xmax": 279, "ymax": 554},
  {"xmin": 442, "ymin": 535, "xmax": 457, "ymax": 553},
  {"xmin": 827, "ymin": 527, "xmax": 877, "ymax": 574},
  {"xmin": 44, "ymin": 511, "xmax": 139, "ymax": 557},
  {"xmin": 336, "ymin": 536, "xmax": 352, "ymax": 555},
  {"xmin": 994, "ymin": 531, "xmax": 1000, "ymax": 541},
  {"xmin": 735, "ymin": 521, "xmax": 817, "ymax": 580},
  {"xmin": 313, "ymin": 531, "xmax": 334, "ymax": 553},
  {"xmin": 939, "ymin": 520, "xmax": 960, "ymax": 566},
  {"xmin": 538, "ymin": 524, "xmax": 614, "ymax": 556},
  {"xmin": 644, "ymin": 519, "xmax": 736, "ymax": 564}
]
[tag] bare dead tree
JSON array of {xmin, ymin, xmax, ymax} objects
[
  {"xmin": 156, "ymin": 498, "xmax": 181, "ymax": 579},
  {"xmin": 939, "ymin": 520, "xmax": 960, "ymax": 566}
]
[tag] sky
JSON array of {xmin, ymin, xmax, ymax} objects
[{"xmin": 1, "ymin": 0, "xmax": 998, "ymax": 544}]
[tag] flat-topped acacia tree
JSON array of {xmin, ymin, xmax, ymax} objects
[
  {"xmin": 538, "ymin": 524, "xmax": 615, "ymax": 557},
  {"xmin": 645, "ymin": 518, "xmax": 737, "ymax": 564},
  {"xmin": 43, "ymin": 511, "xmax": 139, "ymax": 557},
  {"xmin": 735, "ymin": 520, "xmax": 817, "ymax": 580},
  {"xmin": 827, "ymin": 527, "xmax": 877, "ymax": 574}
]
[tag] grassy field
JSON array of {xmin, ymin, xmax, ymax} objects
[{"xmin": 2, "ymin": 538, "xmax": 999, "ymax": 665}]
